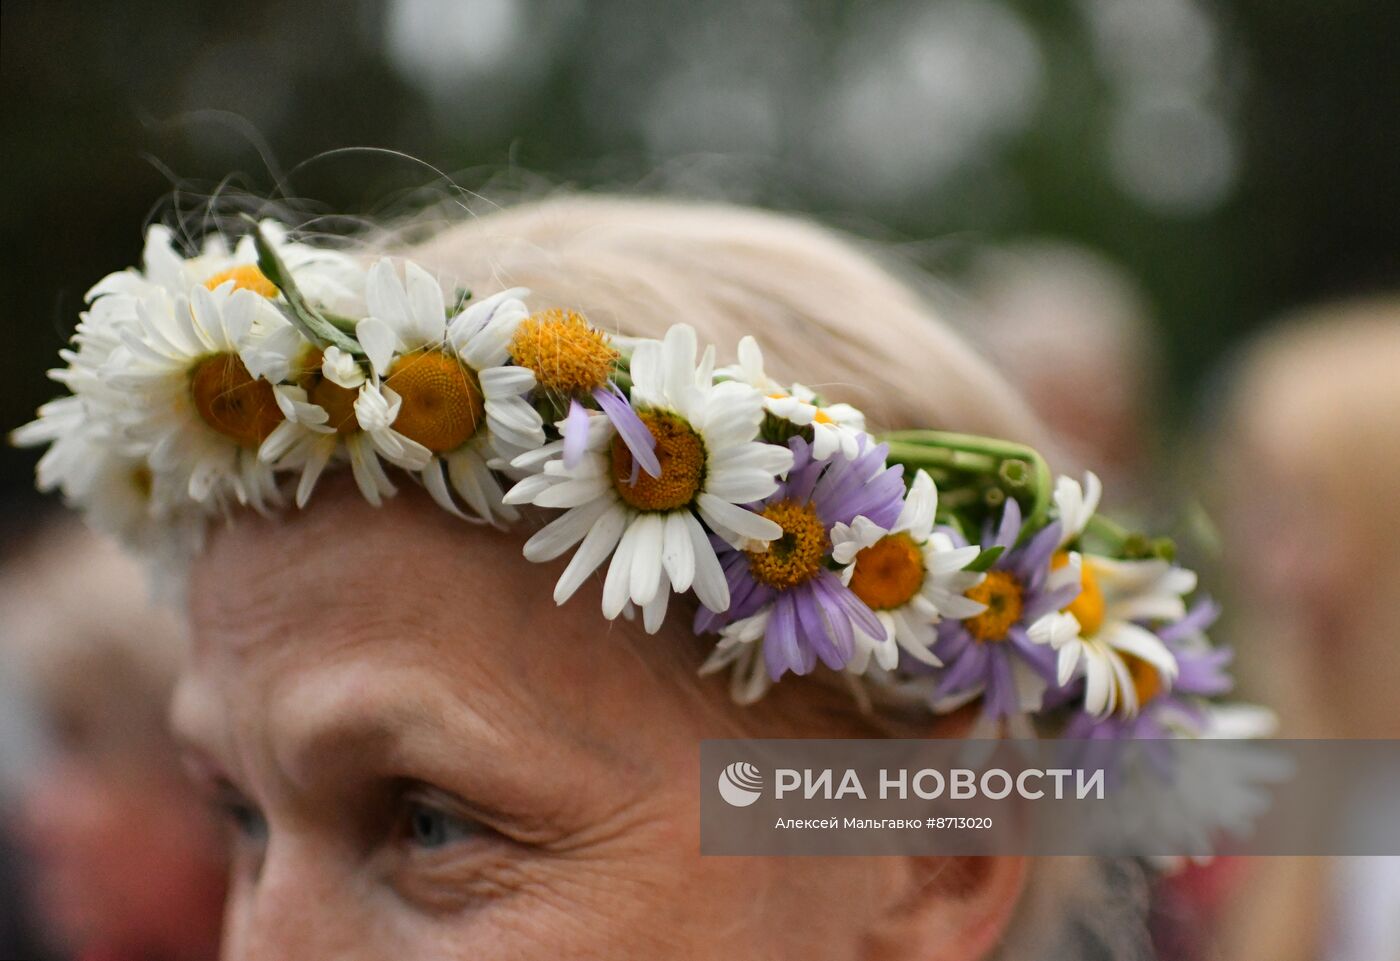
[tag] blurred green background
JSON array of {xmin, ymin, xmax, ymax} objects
[{"xmin": 2, "ymin": 0, "xmax": 1396, "ymax": 518}]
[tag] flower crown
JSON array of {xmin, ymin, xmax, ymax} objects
[{"xmin": 14, "ymin": 218, "xmax": 1255, "ymax": 740}]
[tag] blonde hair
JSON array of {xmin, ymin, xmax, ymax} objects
[
  {"xmin": 407, "ymin": 194, "xmax": 1049, "ymax": 446},
  {"xmin": 402, "ymin": 194, "xmax": 1142, "ymax": 961}
]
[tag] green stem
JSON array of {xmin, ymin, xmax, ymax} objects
[
  {"xmin": 881, "ymin": 440, "xmax": 1001, "ymax": 475},
  {"xmin": 879, "ymin": 429, "xmax": 1054, "ymax": 536},
  {"xmin": 318, "ymin": 310, "xmax": 361, "ymax": 335},
  {"xmin": 1084, "ymin": 513, "xmax": 1131, "ymax": 552},
  {"xmin": 243, "ymin": 215, "xmax": 363, "ymax": 356}
]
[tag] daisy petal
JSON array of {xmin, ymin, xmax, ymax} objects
[
  {"xmin": 553, "ymin": 503, "xmax": 628, "ymax": 604},
  {"xmin": 661, "ymin": 510, "xmax": 696, "ymax": 593},
  {"xmin": 602, "ymin": 521, "xmax": 641, "ymax": 618},
  {"xmin": 524, "ymin": 497, "xmax": 612, "ymax": 562},
  {"xmin": 356, "ymin": 317, "xmax": 399, "ymax": 377},
  {"xmin": 628, "ymin": 513, "xmax": 666, "ymax": 605},
  {"xmin": 684, "ymin": 510, "xmax": 729, "ymax": 612},
  {"xmin": 696, "ymin": 493, "xmax": 782, "ymax": 545},
  {"xmin": 562, "ymin": 400, "xmax": 590, "ymax": 469}
]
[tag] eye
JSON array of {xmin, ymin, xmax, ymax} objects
[
  {"xmin": 402, "ymin": 793, "xmax": 482, "ymax": 850},
  {"xmin": 214, "ymin": 788, "xmax": 268, "ymax": 844}
]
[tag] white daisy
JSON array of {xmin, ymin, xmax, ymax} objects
[
  {"xmin": 13, "ymin": 397, "xmax": 149, "ymax": 535},
  {"xmin": 254, "ymin": 344, "xmax": 427, "ymax": 509},
  {"xmin": 1194, "ymin": 702, "xmax": 1279, "ymax": 739},
  {"xmin": 352, "ymin": 259, "xmax": 545, "ymax": 525},
  {"xmin": 13, "ymin": 388, "xmax": 207, "ymax": 599},
  {"xmin": 102, "ymin": 280, "xmax": 297, "ymax": 512},
  {"xmin": 505, "ymin": 324, "xmax": 794, "ymax": 633},
  {"xmin": 1055, "ymin": 470, "xmax": 1103, "ymax": 547},
  {"xmin": 30, "ymin": 218, "xmax": 371, "ymax": 513},
  {"xmin": 698, "ymin": 631, "xmax": 774, "ymax": 706},
  {"xmin": 90, "ymin": 221, "xmax": 363, "ymax": 312},
  {"xmin": 12, "ymin": 281, "xmax": 134, "ymax": 490},
  {"xmin": 721, "ymin": 335, "xmax": 868, "ymax": 459},
  {"xmin": 12, "ymin": 250, "xmax": 210, "ymax": 563},
  {"xmin": 1031, "ymin": 551, "xmax": 1190, "ymax": 717},
  {"xmin": 830, "ymin": 470, "xmax": 987, "ymax": 673}
]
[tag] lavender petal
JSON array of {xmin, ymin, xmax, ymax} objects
[
  {"xmin": 765, "ymin": 593, "xmax": 803, "ymax": 680},
  {"xmin": 1157, "ymin": 596, "xmax": 1222, "ymax": 644},
  {"xmin": 793, "ymin": 584, "xmax": 845, "ymax": 670},
  {"xmin": 982, "ymin": 648, "xmax": 1019, "ymax": 719},
  {"xmin": 596, "ymin": 385, "xmax": 660, "ymax": 479},
  {"xmin": 562, "ymin": 399, "xmax": 590, "ymax": 469},
  {"xmin": 990, "ymin": 498, "xmax": 1022, "ymax": 553}
]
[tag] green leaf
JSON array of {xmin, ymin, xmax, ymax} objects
[
  {"xmin": 1151, "ymin": 536, "xmax": 1178, "ymax": 562},
  {"xmin": 447, "ymin": 288, "xmax": 473, "ymax": 318},
  {"xmin": 964, "ymin": 545, "xmax": 1005, "ymax": 573},
  {"xmin": 242, "ymin": 215, "xmax": 363, "ymax": 357}
]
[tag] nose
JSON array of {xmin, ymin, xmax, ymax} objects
[{"xmin": 223, "ymin": 839, "xmax": 377, "ymax": 961}]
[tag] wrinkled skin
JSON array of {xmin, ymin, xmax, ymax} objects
[{"xmin": 178, "ymin": 479, "xmax": 1023, "ymax": 960}]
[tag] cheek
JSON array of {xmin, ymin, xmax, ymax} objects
[{"xmin": 464, "ymin": 798, "xmax": 876, "ymax": 959}]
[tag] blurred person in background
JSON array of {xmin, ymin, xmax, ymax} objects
[
  {"xmin": 0, "ymin": 522, "xmax": 227, "ymax": 961},
  {"xmin": 964, "ymin": 242, "xmax": 1161, "ymax": 495},
  {"xmin": 1210, "ymin": 298, "xmax": 1400, "ymax": 961},
  {"xmin": 0, "ymin": 653, "xmax": 51, "ymax": 961}
]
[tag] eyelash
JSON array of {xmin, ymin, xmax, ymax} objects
[
  {"xmin": 397, "ymin": 788, "xmax": 485, "ymax": 852},
  {"xmin": 216, "ymin": 792, "xmax": 269, "ymax": 844},
  {"xmin": 203, "ymin": 779, "xmax": 494, "ymax": 871}
]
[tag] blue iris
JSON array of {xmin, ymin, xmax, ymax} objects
[{"xmin": 406, "ymin": 801, "xmax": 478, "ymax": 849}]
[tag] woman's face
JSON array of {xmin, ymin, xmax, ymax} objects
[{"xmin": 177, "ymin": 482, "xmax": 970, "ymax": 960}]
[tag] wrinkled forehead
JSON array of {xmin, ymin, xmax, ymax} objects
[
  {"xmin": 180, "ymin": 477, "xmax": 703, "ymax": 755},
  {"xmin": 189, "ymin": 476, "xmax": 535, "ymax": 652}
]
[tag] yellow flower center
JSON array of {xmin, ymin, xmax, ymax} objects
[
  {"xmin": 298, "ymin": 349, "xmax": 360, "ymax": 436},
  {"xmin": 745, "ymin": 500, "xmax": 830, "ymax": 590},
  {"xmin": 610, "ymin": 410, "xmax": 706, "ymax": 511},
  {"xmin": 510, "ymin": 309, "xmax": 618, "ymax": 395},
  {"xmin": 203, "ymin": 264, "xmax": 278, "ymax": 298},
  {"xmin": 131, "ymin": 466, "xmax": 153, "ymax": 498},
  {"xmin": 385, "ymin": 349, "xmax": 484, "ymax": 453},
  {"xmin": 309, "ymin": 378, "xmax": 359, "ymax": 435},
  {"xmin": 962, "ymin": 570, "xmax": 1025, "ymax": 642},
  {"xmin": 848, "ymin": 532, "xmax": 925, "ymax": 610},
  {"xmin": 1052, "ymin": 551, "xmax": 1105, "ymax": 637},
  {"xmin": 767, "ymin": 391, "xmax": 835, "ymax": 425},
  {"xmin": 189, "ymin": 353, "xmax": 284, "ymax": 448},
  {"xmin": 1123, "ymin": 653, "xmax": 1163, "ymax": 706}
]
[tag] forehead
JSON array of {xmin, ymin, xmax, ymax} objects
[{"xmin": 179, "ymin": 479, "xmax": 700, "ymax": 767}]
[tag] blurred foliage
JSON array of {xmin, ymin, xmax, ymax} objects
[{"xmin": 2, "ymin": 0, "xmax": 1396, "ymax": 514}]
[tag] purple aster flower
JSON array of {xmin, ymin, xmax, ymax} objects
[
  {"xmin": 695, "ymin": 436, "xmax": 906, "ymax": 680},
  {"xmin": 929, "ymin": 497, "xmax": 1076, "ymax": 729},
  {"xmin": 1063, "ymin": 599, "xmax": 1233, "ymax": 740}
]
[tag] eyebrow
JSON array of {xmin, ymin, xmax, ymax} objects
[
  {"xmin": 284, "ymin": 706, "xmax": 432, "ymax": 778},
  {"xmin": 171, "ymin": 664, "xmax": 461, "ymax": 769},
  {"xmin": 274, "ymin": 674, "xmax": 509, "ymax": 784}
]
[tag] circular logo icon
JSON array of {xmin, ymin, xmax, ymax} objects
[{"xmin": 717, "ymin": 761, "xmax": 764, "ymax": 807}]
